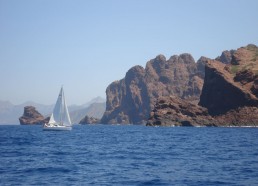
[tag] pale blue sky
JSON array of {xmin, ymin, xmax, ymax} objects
[{"xmin": 0, "ymin": 0, "xmax": 258, "ymax": 105}]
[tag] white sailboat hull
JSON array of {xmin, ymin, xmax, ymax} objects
[{"xmin": 43, "ymin": 124, "xmax": 72, "ymax": 131}]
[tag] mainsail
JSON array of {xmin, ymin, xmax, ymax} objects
[{"xmin": 48, "ymin": 87, "xmax": 71, "ymax": 126}]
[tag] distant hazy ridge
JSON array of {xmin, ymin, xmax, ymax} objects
[{"xmin": 0, "ymin": 97, "xmax": 105, "ymax": 124}]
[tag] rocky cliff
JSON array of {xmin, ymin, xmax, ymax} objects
[
  {"xmin": 147, "ymin": 44, "xmax": 258, "ymax": 126},
  {"xmin": 199, "ymin": 59, "xmax": 258, "ymax": 115},
  {"xmin": 101, "ymin": 54, "xmax": 205, "ymax": 124},
  {"xmin": 146, "ymin": 97, "xmax": 258, "ymax": 127},
  {"xmin": 19, "ymin": 106, "xmax": 49, "ymax": 125},
  {"xmin": 146, "ymin": 96, "xmax": 216, "ymax": 127}
]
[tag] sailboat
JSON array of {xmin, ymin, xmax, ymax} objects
[{"xmin": 43, "ymin": 87, "xmax": 72, "ymax": 131}]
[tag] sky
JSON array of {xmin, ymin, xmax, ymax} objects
[{"xmin": 0, "ymin": 0, "xmax": 258, "ymax": 105}]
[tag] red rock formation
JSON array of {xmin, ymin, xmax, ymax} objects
[
  {"xmin": 19, "ymin": 106, "xmax": 48, "ymax": 125},
  {"xmin": 146, "ymin": 97, "xmax": 258, "ymax": 127},
  {"xmin": 214, "ymin": 107, "xmax": 258, "ymax": 127},
  {"xmin": 199, "ymin": 45, "xmax": 258, "ymax": 116},
  {"xmin": 146, "ymin": 96, "xmax": 216, "ymax": 127},
  {"xmin": 215, "ymin": 50, "xmax": 235, "ymax": 64},
  {"xmin": 147, "ymin": 44, "xmax": 258, "ymax": 127},
  {"xmin": 101, "ymin": 54, "xmax": 204, "ymax": 124},
  {"xmin": 234, "ymin": 69, "xmax": 256, "ymax": 84}
]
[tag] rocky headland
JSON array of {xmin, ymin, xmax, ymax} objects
[
  {"xmin": 147, "ymin": 44, "xmax": 258, "ymax": 126},
  {"xmin": 19, "ymin": 106, "xmax": 49, "ymax": 125},
  {"xmin": 18, "ymin": 44, "xmax": 258, "ymax": 127},
  {"xmin": 101, "ymin": 54, "xmax": 205, "ymax": 124}
]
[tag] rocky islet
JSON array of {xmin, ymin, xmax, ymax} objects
[{"xmin": 19, "ymin": 106, "xmax": 49, "ymax": 125}]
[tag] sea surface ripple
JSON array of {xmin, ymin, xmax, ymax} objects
[{"xmin": 1, "ymin": 125, "xmax": 258, "ymax": 185}]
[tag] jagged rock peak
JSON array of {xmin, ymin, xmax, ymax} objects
[
  {"xmin": 154, "ymin": 54, "xmax": 166, "ymax": 62},
  {"xmin": 125, "ymin": 65, "xmax": 145, "ymax": 79},
  {"xmin": 168, "ymin": 53, "xmax": 195, "ymax": 64},
  {"xmin": 197, "ymin": 56, "xmax": 210, "ymax": 63},
  {"xmin": 168, "ymin": 55, "xmax": 179, "ymax": 61},
  {"xmin": 216, "ymin": 50, "xmax": 235, "ymax": 64},
  {"xmin": 246, "ymin": 44, "xmax": 258, "ymax": 49},
  {"xmin": 179, "ymin": 53, "xmax": 195, "ymax": 64},
  {"xmin": 101, "ymin": 52, "xmax": 204, "ymax": 124},
  {"xmin": 215, "ymin": 44, "xmax": 258, "ymax": 65}
]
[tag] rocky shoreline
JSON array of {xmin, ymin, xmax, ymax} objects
[
  {"xmin": 147, "ymin": 44, "xmax": 258, "ymax": 127},
  {"xmin": 19, "ymin": 44, "xmax": 258, "ymax": 127}
]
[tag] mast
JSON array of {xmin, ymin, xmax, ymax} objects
[{"xmin": 60, "ymin": 87, "xmax": 64, "ymax": 126}]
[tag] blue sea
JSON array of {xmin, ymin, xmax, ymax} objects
[{"xmin": 1, "ymin": 125, "xmax": 258, "ymax": 186}]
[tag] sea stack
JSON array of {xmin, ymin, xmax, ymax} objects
[{"xmin": 19, "ymin": 106, "xmax": 49, "ymax": 125}]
